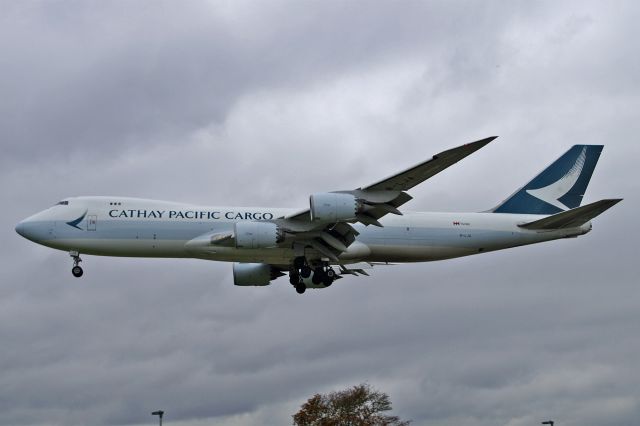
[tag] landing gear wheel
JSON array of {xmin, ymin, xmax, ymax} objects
[
  {"xmin": 70, "ymin": 252, "xmax": 83, "ymax": 278},
  {"xmin": 320, "ymin": 266, "xmax": 335, "ymax": 287},
  {"xmin": 295, "ymin": 283, "xmax": 306, "ymax": 294},
  {"xmin": 300, "ymin": 265, "xmax": 312, "ymax": 279},
  {"xmin": 289, "ymin": 273, "xmax": 300, "ymax": 285},
  {"xmin": 72, "ymin": 265, "xmax": 83, "ymax": 278},
  {"xmin": 322, "ymin": 274, "xmax": 334, "ymax": 287},
  {"xmin": 312, "ymin": 267, "xmax": 325, "ymax": 285}
]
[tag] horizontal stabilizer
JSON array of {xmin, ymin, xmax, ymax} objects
[{"xmin": 518, "ymin": 199, "xmax": 622, "ymax": 230}]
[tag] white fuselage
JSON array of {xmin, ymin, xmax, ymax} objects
[{"xmin": 16, "ymin": 196, "xmax": 591, "ymax": 266}]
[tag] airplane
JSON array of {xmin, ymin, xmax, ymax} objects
[{"xmin": 15, "ymin": 137, "xmax": 621, "ymax": 294}]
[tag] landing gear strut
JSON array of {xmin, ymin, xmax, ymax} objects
[
  {"xmin": 70, "ymin": 252, "xmax": 83, "ymax": 278},
  {"xmin": 291, "ymin": 256, "xmax": 307, "ymax": 294}
]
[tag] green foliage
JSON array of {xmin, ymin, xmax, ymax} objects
[{"xmin": 292, "ymin": 383, "xmax": 411, "ymax": 426}]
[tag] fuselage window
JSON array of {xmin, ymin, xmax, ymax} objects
[{"xmin": 56, "ymin": 201, "xmax": 69, "ymax": 206}]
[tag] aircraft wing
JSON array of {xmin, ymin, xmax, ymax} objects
[
  {"xmin": 362, "ymin": 136, "xmax": 497, "ymax": 192},
  {"xmin": 276, "ymin": 137, "xmax": 496, "ymax": 261},
  {"xmin": 285, "ymin": 136, "xmax": 496, "ymax": 225}
]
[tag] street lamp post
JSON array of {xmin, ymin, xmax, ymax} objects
[{"xmin": 151, "ymin": 410, "xmax": 164, "ymax": 426}]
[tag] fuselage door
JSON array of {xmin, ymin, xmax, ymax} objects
[{"xmin": 87, "ymin": 215, "xmax": 97, "ymax": 231}]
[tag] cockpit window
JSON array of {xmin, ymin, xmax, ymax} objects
[{"xmin": 56, "ymin": 201, "xmax": 69, "ymax": 206}]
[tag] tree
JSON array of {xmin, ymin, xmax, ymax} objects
[{"xmin": 292, "ymin": 383, "xmax": 411, "ymax": 426}]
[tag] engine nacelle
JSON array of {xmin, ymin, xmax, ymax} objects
[
  {"xmin": 233, "ymin": 263, "xmax": 272, "ymax": 286},
  {"xmin": 310, "ymin": 192, "xmax": 360, "ymax": 222},
  {"xmin": 234, "ymin": 221, "xmax": 282, "ymax": 249}
]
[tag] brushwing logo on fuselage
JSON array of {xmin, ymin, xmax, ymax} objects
[
  {"xmin": 525, "ymin": 146, "xmax": 587, "ymax": 211},
  {"xmin": 66, "ymin": 210, "xmax": 88, "ymax": 230}
]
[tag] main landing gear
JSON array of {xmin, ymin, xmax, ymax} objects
[
  {"xmin": 289, "ymin": 257, "xmax": 336, "ymax": 294},
  {"xmin": 290, "ymin": 262, "xmax": 307, "ymax": 294},
  {"xmin": 70, "ymin": 252, "xmax": 83, "ymax": 278}
]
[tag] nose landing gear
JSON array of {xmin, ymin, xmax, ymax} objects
[{"xmin": 70, "ymin": 251, "xmax": 83, "ymax": 278}]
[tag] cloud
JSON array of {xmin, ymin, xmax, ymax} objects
[{"xmin": 1, "ymin": 1, "xmax": 638, "ymax": 425}]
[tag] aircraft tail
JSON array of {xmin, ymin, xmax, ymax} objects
[{"xmin": 493, "ymin": 145, "xmax": 603, "ymax": 214}]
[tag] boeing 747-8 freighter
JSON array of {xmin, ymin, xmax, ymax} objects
[{"xmin": 15, "ymin": 137, "xmax": 621, "ymax": 294}]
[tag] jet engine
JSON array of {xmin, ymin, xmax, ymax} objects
[
  {"xmin": 232, "ymin": 263, "xmax": 273, "ymax": 286},
  {"xmin": 310, "ymin": 193, "xmax": 361, "ymax": 222},
  {"xmin": 234, "ymin": 221, "xmax": 283, "ymax": 249}
]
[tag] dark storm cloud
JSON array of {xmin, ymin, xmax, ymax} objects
[{"xmin": 2, "ymin": 1, "xmax": 639, "ymax": 425}]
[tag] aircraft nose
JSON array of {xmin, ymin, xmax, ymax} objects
[
  {"xmin": 15, "ymin": 217, "xmax": 47, "ymax": 242},
  {"xmin": 15, "ymin": 219, "xmax": 32, "ymax": 239}
]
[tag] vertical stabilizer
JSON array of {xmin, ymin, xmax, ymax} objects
[{"xmin": 493, "ymin": 145, "xmax": 603, "ymax": 214}]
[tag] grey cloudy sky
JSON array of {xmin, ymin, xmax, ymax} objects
[{"xmin": 2, "ymin": 1, "xmax": 639, "ymax": 425}]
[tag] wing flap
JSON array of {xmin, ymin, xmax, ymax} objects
[
  {"xmin": 339, "ymin": 262, "xmax": 374, "ymax": 276},
  {"xmin": 518, "ymin": 199, "xmax": 622, "ymax": 230}
]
